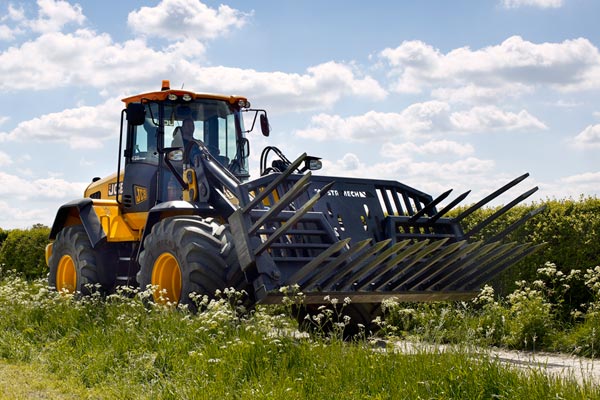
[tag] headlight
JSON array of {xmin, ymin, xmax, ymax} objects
[
  {"xmin": 182, "ymin": 93, "xmax": 192, "ymax": 101},
  {"xmin": 168, "ymin": 94, "xmax": 178, "ymax": 101},
  {"xmin": 168, "ymin": 149, "xmax": 183, "ymax": 161},
  {"xmin": 237, "ymin": 99, "xmax": 251, "ymax": 108}
]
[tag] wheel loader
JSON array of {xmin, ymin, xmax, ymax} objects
[{"xmin": 46, "ymin": 80, "xmax": 544, "ymax": 331}]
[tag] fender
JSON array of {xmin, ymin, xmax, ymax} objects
[
  {"xmin": 137, "ymin": 200, "xmax": 216, "ymax": 255},
  {"xmin": 49, "ymin": 199, "xmax": 107, "ymax": 247}
]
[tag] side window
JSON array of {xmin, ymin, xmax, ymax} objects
[
  {"xmin": 217, "ymin": 114, "xmax": 237, "ymax": 159},
  {"xmin": 131, "ymin": 119, "xmax": 158, "ymax": 164}
]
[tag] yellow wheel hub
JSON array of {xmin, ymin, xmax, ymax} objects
[
  {"xmin": 56, "ymin": 255, "xmax": 77, "ymax": 293},
  {"xmin": 152, "ymin": 253, "xmax": 182, "ymax": 304}
]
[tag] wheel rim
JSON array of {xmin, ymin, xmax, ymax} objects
[
  {"xmin": 152, "ymin": 253, "xmax": 182, "ymax": 304},
  {"xmin": 57, "ymin": 255, "xmax": 77, "ymax": 293}
]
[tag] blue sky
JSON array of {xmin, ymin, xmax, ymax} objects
[{"xmin": 0, "ymin": 0, "xmax": 599, "ymax": 229}]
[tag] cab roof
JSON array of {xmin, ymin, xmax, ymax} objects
[{"xmin": 121, "ymin": 80, "xmax": 248, "ymax": 106}]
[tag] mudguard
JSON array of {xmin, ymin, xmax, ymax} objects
[{"xmin": 49, "ymin": 199, "xmax": 106, "ymax": 248}]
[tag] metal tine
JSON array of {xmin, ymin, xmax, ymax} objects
[
  {"xmin": 464, "ymin": 186, "xmax": 538, "ymax": 238},
  {"xmin": 459, "ymin": 243, "xmax": 531, "ymax": 288},
  {"xmin": 429, "ymin": 241, "xmax": 503, "ymax": 290},
  {"xmin": 321, "ymin": 240, "xmax": 391, "ymax": 290},
  {"xmin": 391, "ymin": 240, "xmax": 467, "ymax": 290},
  {"xmin": 254, "ymin": 181, "xmax": 335, "ymax": 256},
  {"xmin": 242, "ymin": 153, "xmax": 308, "ymax": 212},
  {"xmin": 437, "ymin": 242, "xmax": 518, "ymax": 291},
  {"xmin": 453, "ymin": 173, "xmax": 530, "ymax": 223},
  {"xmin": 249, "ymin": 172, "xmax": 312, "ymax": 234},
  {"xmin": 463, "ymin": 243, "xmax": 545, "ymax": 289},
  {"xmin": 486, "ymin": 205, "xmax": 546, "ymax": 244},
  {"xmin": 339, "ymin": 240, "xmax": 411, "ymax": 291},
  {"xmin": 426, "ymin": 190, "xmax": 471, "ymax": 225},
  {"xmin": 354, "ymin": 240, "xmax": 429, "ymax": 291},
  {"xmin": 285, "ymin": 238, "xmax": 351, "ymax": 284},
  {"xmin": 457, "ymin": 243, "xmax": 532, "ymax": 290},
  {"xmin": 409, "ymin": 241, "xmax": 483, "ymax": 291},
  {"xmin": 301, "ymin": 239, "xmax": 373, "ymax": 290},
  {"xmin": 408, "ymin": 189, "xmax": 452, "ymax": 223},
  {"xmin": 371, "ymin": 238, "xmax": 449, "ymax": 291}
]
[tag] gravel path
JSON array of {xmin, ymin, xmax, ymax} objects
[
  {"xmin": 490, "ymin": 348, "xmax": 600, "ymax": 385},
  {"xmin": 390, "ymin": 340, "xmax": 600, "ymax": 386}
]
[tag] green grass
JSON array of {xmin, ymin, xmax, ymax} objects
[{"xmin": 0, "ymin": 276, "xmax": 597, "ymax": 399}]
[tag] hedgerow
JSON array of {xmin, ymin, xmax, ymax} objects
[{"xmin": 0, "ymin": 224, "xmax": 50, "ymax": 279}]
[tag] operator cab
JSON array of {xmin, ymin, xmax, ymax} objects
[
  {"xmin": 131, "ymin": 100, "xmax": 248, "ymax": 174},
  {"xmin": 118, "ymin": 81, "xmax": 260, "ymax": 212}
]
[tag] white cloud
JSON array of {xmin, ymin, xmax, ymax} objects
[
  {"xmin": 26, "ymin": 0, "xmax": 85, "ymax": 33},
  {"xmin": 4, "ymin": 4, "xmax": 26, "ymax": 22},
  {"xmin": 0, "ymin": 29, "xmax": 203, "ymax": 91},
  {"xmin": 380, "ymin": 36, "xmax": 600, "ymax": 100},
  {"xmin": 127, "ymin": 0, "xmax": 250, "ymax": 41},
  {"xmin": 501, "ymin": 0, "xmax": 564, "ymax": 9},
  {"xmin": 561, "ymin": 171, "xmax": 600, "ymax": 184},
  {"xmin": 380, "ymin": 140, "xmax": 475, "ymax": 158},
  {"xmin": 0, "ymin": 200, "xmax": 52, "ymax": 229},
  {"xmin": 0, "ymin": 4, "xmax": 27, "ymax": 40},
  {"xmin": 0, "ymin": 171, "xmax": 86, "ymax": 201},
  {"xmin": 572, "ymin": 124, "xmax": 600, "ymax": 149},
  {"xmin": 319, "ymin": 152, "xmax": 500, "ymax": 203},
  {"xmin": 539, "ymin": 171, "xmax": 600, "ymax": 200},
  {"xmin": 0, "ymin": 98, "xmax": 121, "ymax": 149},
  {"xmin": 0, "ymin": 25, "xmax": 16, "ymax": 41},
  {"xmin": 450, "ymin": 106, "xmax": 547, "ymax": 132},
  {"xmin": 296, "ymin": 103, "xmax": 546, "ymax": 141},
  {"xmin": 180, "ymin": 62, "xmax": 387, "ymax": 112},
  {"xmin": 0, "ymin": 151, "xmax": 11, "ymax": 166},
  {"xmin": 431, "ymin": 83, "xmax": 533, "ymax": 105},
  {"xmin": 0, "ymin": 27, "xmax": 382, "ymax": 112},
  {"xmin": 295, "ymin": 102, "xmax": 450, "ymax": 141}
]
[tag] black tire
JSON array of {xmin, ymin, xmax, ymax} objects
[
  {"xmin": 295, "ymin": 303, "xmax": 382, "ymax": 339},
  {"xmin": 48, "ymin": 225, "xmax": 113, "ymax": 295},
  {"xmin": 137, "ymin": 216, "xmax": 242, "ymax": 311}
]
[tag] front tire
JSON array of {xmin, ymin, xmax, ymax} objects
[
  {"xmin": 137, "ymin": 216, "xmax": 240, "ymax": 311},
  {"xmin": 48, "ymin": 225, "xmax": 109, "ymax": 295}
]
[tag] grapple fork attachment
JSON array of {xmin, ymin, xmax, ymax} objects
[{"xmin": 229, "ymin": 154, "xmax": 542, "ymax": 305}]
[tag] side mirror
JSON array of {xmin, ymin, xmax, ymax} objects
[
  {"xmin": 260, "ymin": 113, "xmax": 270, "ymax": 137},
  {"xmin": 126, "ymin": 103, "xmax": 145, "ymax": 126}
]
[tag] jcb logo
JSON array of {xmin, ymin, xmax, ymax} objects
[
  {"xmin": 108, "ymin": 182, "xmax": 123, "ymax": 196},
  {"xmin": 134, "ymin": 185, "xmax": 148, "ymax": 204}
]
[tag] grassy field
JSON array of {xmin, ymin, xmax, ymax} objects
[{"xmin": 0, "ymin": 275, "xmax": 597, "ymax": 399}]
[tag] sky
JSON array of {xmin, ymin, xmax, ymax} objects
[{"xmin": 0, "ymin": 0, "xmax": 599, "ymax": 229}]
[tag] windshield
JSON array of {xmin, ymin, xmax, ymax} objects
[{"xmin": 131, "ymin": 99, "xmax": 248, "ymax": 176}]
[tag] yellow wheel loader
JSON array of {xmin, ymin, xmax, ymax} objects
[{"xmin": 46, "ymin": 80, "xmax": 544, "ymax": 333}]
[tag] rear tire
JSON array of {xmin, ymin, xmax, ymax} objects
[
  {"xmin": 137, "ymin": 216, "xmax": 242, "ymax": 311},
  {"xmin": 48, "ymin": 225, "xmax": 112, "ymax": 295}
]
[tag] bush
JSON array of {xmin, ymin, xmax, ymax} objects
[
  {"xmin": 504, "ymin": 280, "xmax": 555, "ymax": 350},
  {"xmin": 0, "ymin": 224, "xmax": 50, "ymax": 279}
]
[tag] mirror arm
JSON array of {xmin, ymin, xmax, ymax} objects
[{"xmin": 242, "ymin": 109, "xmax": 269, "ymax": 134}]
